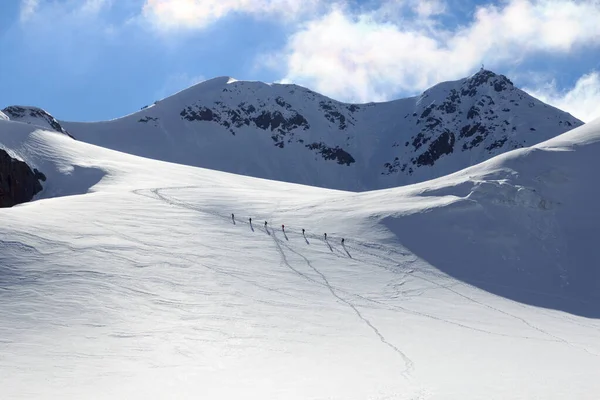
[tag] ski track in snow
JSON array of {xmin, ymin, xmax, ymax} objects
[
  {"xmin": 132, "ymin": 186, "xmax": 600, "ymax": 358},
  {"xmin": 3, "ymin": 115, "xmax": 600, "ymax": 399},
  {"xmin": 354, "ymin": 241, "xmax": 600, "ymax": 357},
  {"xmin": 94, "ymin": 221, "xmax": 309, "ymax": 303},
  {"xmin": 138, "ymin": 187, "xmax": 416, "ymax": 374},
  {"xmin": 277, "ymin": 238, "xmax": 415, "ymax": 376}
]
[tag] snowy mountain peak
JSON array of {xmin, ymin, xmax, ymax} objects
[
  {"xmin": 162, "ymin": 76, "xmax": 242, "ymax": 99},
  {"xmin": 465, "ymin": 68, "xmax": 514, "ymax": 92},
  {"xmin": 186, "ymin": 76, "xmax": 237, "ymax": 91},
  {"xmin": 53, "ymin": 71, "xmax": 583, "ymax": 191},
  {"xmin": 384, "ymin": 69, "xmax": 581, "ymax": 177},
  {"xmin": 2, "ymin": 105, "xmax": 74, "ymax": 138}
]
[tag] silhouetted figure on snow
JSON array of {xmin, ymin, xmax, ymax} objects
[
  {"xmin": 282, "ymin": 224, "xmax": 285, "ymax": 231},
  {"xmin": 264, "ymin": 221, "xmax": 268, "ymax": 227},
  {"xmin": 342, "ymin": 238, "xmax": 351, "ymax": 258},
  {"xmin": 249, "ymin": 217, "xmax": 252, "ymax": 224},
  {"xmin": 324, "ymin": 233, "xmax": 327, "ymax": 240},
  {"xmin": 302, "ymin": 228, "xmax": 305, "ymax": 235},
  {"xmin": 231, "ymin": 213, "xmax": 235, "ymax": 224}
]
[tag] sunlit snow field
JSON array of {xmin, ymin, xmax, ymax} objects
[{"xmin": 1, "ymin": 120, "xmax": 600, "ymax": 399}]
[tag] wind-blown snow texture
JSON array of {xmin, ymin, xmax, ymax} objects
[
  {"xmin": 51, "ymin": 70, "xmax": 581, "ymax": 191},
  {"xmin": 1, "ymin": 115, "xmax": 599, "ymax": 399}
]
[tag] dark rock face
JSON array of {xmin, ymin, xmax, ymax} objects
[
  {"xmin": 180, "ymin": 106, "xmax": 215, "ymax": 122},
  {"xmin": 0, "ymin": 149, "xmax": 46, "ymax": 207},
  {"xmin": 319, "ymin": 100, "xmax": 357, "ymax": 130},
  {"xmin": 381, "ymin": 69, "xmax": 583, "ymax": 176},
  {"xmin": 177, "ymin": 91, "xmax": 362, "ymax": 164},
  {"xmin": 460, "ymin": 69, "xmax": 513, "ymax": 97},
  {"xmin": 414, "ymin": 131, "xmax": 455, "ymax": 167},
  {"xmin": 180, "ymin": 101, "xmax": 310, "ymax": 141},
  {"xmin": 2, "ymin": 106, "xmax": 74, "ymax": 138},
  {"xmin": 412, "ymin": 132, "xmax": 431, "ymax": 150},
  {"xmin": 306, "ymin": 142, "xmax": 356, "ymax": 166},
  {"xmin": 383, "ymin": 157, "xmax": 403, "ymax": 174},
  {"xmin": 138, "ymin": 116, "xmax": 159, "ymax": 123},
  {"xmin": 138, "ymin": 116, "xmax": 160, "ymax": 128}
]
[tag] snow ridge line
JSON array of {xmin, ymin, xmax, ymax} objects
[
  {"xmin": 92, "ymin": 221, "xmax": 307, "ymax": 302},
  {"xmin": 277, "ymin": 238, "xmax": 546, "ymax": 341}
]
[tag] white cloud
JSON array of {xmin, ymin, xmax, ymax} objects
[
  {"xmin": 413, "ymin": 0, "xmax": 447, "ymax": 18},
  {"xmin": 142, "ymin": 0, "xmax": 323, "ymax": 31},
  {"xmin": 20, "ymin": 0, "xmax": 39, "ymax": 21},
  {"xmin": 269, "ymin": 0, "xmax": 600, "ymax": 103},
  {"xmin": 525, "ymin": 72, "xmax": 600, "ymax": 123}
]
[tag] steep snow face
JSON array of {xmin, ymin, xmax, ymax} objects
[
  {"xmin": 56, "ymin": 70, "xmax": 582, "ymax": 191},
  {"xmin": 1, "ymin": 119, "xmax": 599, "ymax": 399},
  {"xmin": 356, "ymin": 117, "xmax": 600, "ymax": 316},
  {"xmin": 2, "ymin": 106, "xmax": 74, "ymax": 138}
]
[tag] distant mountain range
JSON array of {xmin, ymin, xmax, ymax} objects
[{"xmin": 2, "ymin": 69, "xmax": 583, "ymax": 191}]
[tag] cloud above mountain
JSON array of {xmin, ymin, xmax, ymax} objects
[
  {"xmin": 525, "ymin": 72, "xmax": 600, "ymax": 123},
  {"xmin": 10, "ymin": 0, "xmax": 600, "ymax": 121},
  {"xmin": 141, "ymin": 0, "xmax": 324, "ymax": 30},
  {"xmin": 267, "ymin": 0, "xmax": 600, "ymax": 120}
]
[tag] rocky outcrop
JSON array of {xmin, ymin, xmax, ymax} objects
[
  {"xmin": 2, "ymin": 106, "xmax": 74, "ymax": 138},
  {"xmin": 382, "ymin": 69, "xmax": 583, "ymax": 176},
  {"xmin": 305, "ymin": 142, "xmax": 356, "ymax": 165},
  {"xmin": 318, "ymin": 100, "xmax": 359, "ymax": 130},
  {"xmin": 174, "ymin": 70, "xmax": 580, "ymax": 179},
  {"xmin": 60, "ymin": 69, "xmax": 584, "ymax": 191},
  {"xmin": 180, "ymin": 100, "xmax": 310, "ymax": 140},
  {"xmin": 0, "ymin": 149, "xmax": 46, "ymax": 207}
]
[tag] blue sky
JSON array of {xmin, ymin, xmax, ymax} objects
[{"xmin": 1, "ymin": 0, "xmax": 599, "ymax": 122}]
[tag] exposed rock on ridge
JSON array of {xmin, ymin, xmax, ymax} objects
[
  {"xmin": 0, "ymin": 149, "xmax": 46, "ymax": 207},
  {"xmin": 2, "ymin": 106, "xmax": 74, "ymax": 138}
]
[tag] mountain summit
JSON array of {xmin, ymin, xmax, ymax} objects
[{"xmin": 6, "ymin": 70, "xmax": 583, "ymax": 191}]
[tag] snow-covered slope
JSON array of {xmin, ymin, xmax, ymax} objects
[
  {"xmin": 356, "ymin": 118, "xmax": 600, "ymax": 316},
  {"xmin": 49, "ymin": 70, "xmax": 580, "ymax": 191},
  {"xmin": 1, "ymin": 117, "xmax": 599, "ymax": 399}
]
